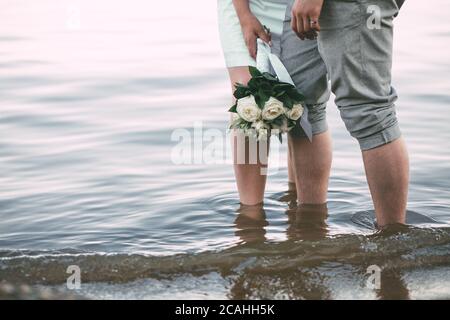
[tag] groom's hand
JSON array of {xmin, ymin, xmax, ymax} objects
[{"xmin": 291, "ymin": 0, "xmax": 324, "ymax": 40}]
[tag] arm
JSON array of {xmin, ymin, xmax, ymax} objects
[
  {"xmin": 232, "ymin": 0, "xmax": 271, "ymax": 59},
  {"xmin": 291, "ymin": 0, "xmax": 324, "ymax": 40}
]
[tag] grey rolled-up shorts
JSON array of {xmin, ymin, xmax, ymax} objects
[
  {"xmin": 284, "ymin": 0, "xmax": 404, "ymax": 150},
  {"xmin": 219, "ymin": 0, "xmax": 403, "ymax": 150}
]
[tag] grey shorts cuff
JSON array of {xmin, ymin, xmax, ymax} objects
[
  {"xmin": 289, "ymin": 102, "xmax": 328, "ymax": 138},
  {"xmin": 358, "ymin": 123, "xmax": 402, "ymax": 151},
  {"xmin": 289, "ymin": 118, "xmax": 328, "ymax": 139}
]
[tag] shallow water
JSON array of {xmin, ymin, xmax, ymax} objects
[{"xmin": 0, "ymin": 0, "xmax": 450, "ymax": 299}]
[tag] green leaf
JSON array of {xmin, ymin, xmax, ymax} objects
[
  {"xmin": 287, "ymin": 88, "xmax": 305, "ymax": 101},
  {"xmin": 228, "ymin": 104, "xmax": 237, "ymax": 113},
  {"xmin": 254, "ymin": 94, "xmax": 264, "ymax": 109},
  {"xmin": 262, "ymin": 72, "xmax": 278, "ymax": 82},
  {"xmin": 233, "ymin": 86, "xmax": 250, "ymax": 99},
  {"xmin": 274, "ymin": 82, "xmax": 294, "ymax": 90},
  {"xmin": 271, "ymin": 115, "xmax": 284, "ymax": 127},
  {"xmin": 247, "ymin": 78, "xmax": 259, "ymax": 92},
  {"xmin": 234, "ymin": 82, "xmax": 248, "ymax": 92},
  {"xmin": 275, "ymin": 90, "xmax": 286, "ymax": 98},
  {"xmin": 258, "ymin": 88, "xmax": 270, "ymax": 105},
  {"xmin": 260, "ymin": 82, "xmax": 272, "ymax": 93},
  {"xmin": 249, "ymin": 66, "xmax": 262, "ymax": 78},
  {"xmin": 282, "ymin": 96, "xmax": 294, "ymax": 109}
]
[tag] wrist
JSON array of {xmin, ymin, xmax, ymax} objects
[{"xmin": 237, "ymin": 10, "xmax": 255, "ymax": 25}]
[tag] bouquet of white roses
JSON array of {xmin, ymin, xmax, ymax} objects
[{"xmin": 228, "ymin": 66, "xmax": 305, "ymax": 142}]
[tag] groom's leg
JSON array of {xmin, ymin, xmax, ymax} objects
[
  {"xmin": 288, "ymin": 131, "xmax": 333, "ymax": 204},
  {"xmin": 317, "ymin": 0, "xmax": 409, "ymax": 226},
  {"xmin": 280, "ymin": 0, "xmax": 332, "ymax": 204},
  {"xmin": 363, "ymin": 137, "xmax": 409, "ymax": 227}
]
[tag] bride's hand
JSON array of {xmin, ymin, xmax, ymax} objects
[{"xmin": 240, "ymin": 13, "xmax": 271, "ymax": 59}]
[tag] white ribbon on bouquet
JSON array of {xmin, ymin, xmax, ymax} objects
[{"xmin": 256, "ymin": 38, "xmax": 313, "ymax": 141}]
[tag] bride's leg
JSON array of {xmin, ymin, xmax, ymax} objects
[
  {"xmin": 228, "ymin": 66, "xmax": 268, "ymax": 206},
  {"xmin": 290, "ymin": 131, "xmax": 332, "ymax": 204}
]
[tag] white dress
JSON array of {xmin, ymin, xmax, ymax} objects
[{"xmin": 217, "ymin": 0, "xmax": 287, "ymax": 67}]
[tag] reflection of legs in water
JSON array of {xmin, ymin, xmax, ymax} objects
[
  {"xmin": 377, "ymin": 268, "xmax": 410, "ymax": 300},
  {"xmin": 228, "ymin": 268, "xmax": 332, "ymax": 300},
  {"xmin": 365, "ymin": 225, "xmax": 410, "ymax": 299},
  {"xmin": 234, "ymin": 203, "xmax": 268, "ymax": 243},
  {"xmin": 230, "ymin": 205, "xmax": 332, "ymax": 300},
  {"xmin": 286, "ymin": 203, "xmax": 329, "ymax": 241}
]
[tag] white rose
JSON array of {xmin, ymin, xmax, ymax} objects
[
  {"xmin": 236, "ymin": 95, "xmax": 261, "ymax": 122},
  {"xmin": 286, "ymin": 104, "xmax": 304, "ymax": 121},
  {"xmin": 251, "ymin": 120, "xmax": 268, "ymax": 131},
  {"xmin": 262, "ymin": 97, "xmax": 284, "ymax": 121},
  {"xmin": 229, "ymin": 113, "xmax": 242, "ymax": 129},
  {"xmin": 254, "ymin": 121, "xmax": 270, "ymax": 140}
]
